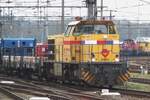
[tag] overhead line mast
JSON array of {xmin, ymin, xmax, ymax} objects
[
  {"xmin": 86, "ymin": 0, "xmax": 97, "ymax": 19},
  {"xmin": 100, "ymin": 0, "xmax": 103, "ymax": 19},
  {"xmin": 85, "ymin": 0, "xmax": 106, "ymax": 20},
  {"xmin": 61, "ymin": 0, "xmax": 64, "ymax": 33}
]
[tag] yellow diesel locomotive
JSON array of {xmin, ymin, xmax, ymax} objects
[{"xmin": 45, "ymin": 19, "xmax": 130, "ymax": 87}]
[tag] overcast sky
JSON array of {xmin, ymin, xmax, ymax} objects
[{"xmin": 0, "ymin": 0, "xmax": 150, "ymax": 20}]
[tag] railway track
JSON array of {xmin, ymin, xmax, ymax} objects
[
  {"xmin": 0, "ymin": 76, "xmax": 104, "ymax": 100},
  {"xmin": 0, "ymin": 83, "xmax": 71, "ymax": 100},
  {"xmin": 121, "ymin": 56, "xmax": 150, "ymax": 61},
  {"xmin": 129, "ymin": 65, "xmax": 150, "ymax": 73},
  {"xmin": 22, "ymin": 82, "xmax": 150, "ymax": 99},
  {"xmin": 0, "ymin": 75, "xmax": 150, "ymax": 100},
  {"xmin": 130, "ymin": 78, "xmax": 150, "ymax": 84},
  {"xmin": 112, "ymin": 88, "xmax": 150, "ymax": 98},
  {"xmin": 0, "ymin": 86, "xmax": 25, "ymax": 100},
  {"xmin": 126, "ymin": 56, "xmax": 150, "ymax": 73}
]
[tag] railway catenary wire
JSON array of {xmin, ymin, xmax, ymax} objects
[{"xmin": 0, "ymin": 76, "xmax": 104, "ymax": 100}]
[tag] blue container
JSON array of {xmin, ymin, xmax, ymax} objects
[
  {"xmin": 3, "ymin": 38, "xmax": 19, "ymax": 48},
  {"xmin": 2, "ymin": 38, "xmax": 36, "ymax": 56},
  {"xmin": 20, "ymin": 38, "xmax": 36, "ymax": 48},
  {"xmin": 0, "ymin": 38, "xmax": 1, "ymax": 48},
  {"xmin": 2, "ymin": 38, "xmax": 36, "ymax": 48}
]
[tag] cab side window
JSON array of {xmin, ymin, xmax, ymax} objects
[
  {"xmin": 95, "ymin": 25, "xmax": 107, "ymax": 34},
  {"xmin": 65, "ymin": 26, "xmax": 72, "ymax": 36},
  {"xmin": 108, "ymin": 25, "xmax": 116, "ymax": 34},
  {"xmin": 70, "ymin": 26, "xmax": 75, "ymax": 35},
  {"xmin": 65, "ymin": 26, "xmax": 75, "ymax": 36},
  {"xmin": 74, "ymin": 25, "xmax": 94, "ymax": 34}
]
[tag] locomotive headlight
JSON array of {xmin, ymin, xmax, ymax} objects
[
  {"xmin": 115, "ymin": 55, "xmax": 119, "ymax": 62},
  {"xmin": 91, "ymin": 52, "xmax": 95, "ymax": 62},
  {"xmin": 103, "ymin": 35, "xmax": 108, "ymax": 39},
  {"xmin": 49, "ymin": 51, "xmax": 53, "ymax": 54},
  {"xmin": 92, "ymin": 58, "xmax": 95, "ymax": 62}
]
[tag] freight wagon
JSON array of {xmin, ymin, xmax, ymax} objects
[{"xmin": 2, "ymin": 38, "xmax": 36, "ymax": 56}]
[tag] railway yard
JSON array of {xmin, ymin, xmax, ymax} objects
[
  {"xmin": 0, "ymin": 56, "xmax": 150, "ymax": 100},
  {"xmin": 0, "ymin": 73, "xmax": 149, "ymax": 100},
  {"xmin": 1, "ymin": 0, "xmax": 150, "ymax": 100}
]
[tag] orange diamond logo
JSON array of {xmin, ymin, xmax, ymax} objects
[{"xmin": 101, "ymin": 49, "xmax": 109, "ymax": 57}]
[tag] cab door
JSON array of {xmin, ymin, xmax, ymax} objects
[
  {"xmin": 63, "ymin": 25, "xmax": 75, "ymax": 62},
  {"xmin": 63, "ymin": 25, "xmax": 81, "ymax": 63}
]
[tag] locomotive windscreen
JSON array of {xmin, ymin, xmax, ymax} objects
[{"xmin": 74, "ymin": 24, "xmax": 116, "ymax": 35}]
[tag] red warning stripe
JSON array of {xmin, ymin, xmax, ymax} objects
[
  {"xmin": 64, "ymin": 41, "xmax": 81, "ymax": 45},
  {"xmin": 97, "ymin": 40, "xmax": 106, "ymax": 44}
]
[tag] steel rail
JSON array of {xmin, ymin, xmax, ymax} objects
[
  {"xmin": 112, "ymin": 88, "xmax": 150, "ymax": 98},
  {"xmin": 1, "ymin": 85, "xmax": 71, "ymax": 100},
  {"xmin": 130, "ymin": 78, "xmax": 150, "ymax": 84},
  {"xmin": 0, "ymin": 86, "xmax": 25, "ymax": 100}
]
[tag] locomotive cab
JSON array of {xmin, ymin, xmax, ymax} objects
[
  {"xmin": 63, "ymin": 20, "xmax": 120, "ymax": 63},
  {"xmin": 65, "ymin": 20, "xmax": 117, "ymax": 36}
]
